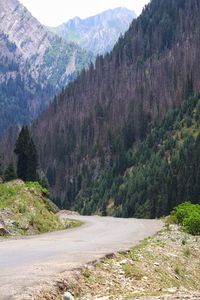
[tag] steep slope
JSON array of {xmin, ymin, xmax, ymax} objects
[
  {"xmin": 29, "ymin": 0, "xmax": 200, "ymax": 209},
  {"xmin": 0, "ymin": 32, "xmax": 43, "ymax": 134},
  {"xmin": 0, "ymin": 180, "xmax": 81, "ymax": 236},
  {"xmin": 0, "ymin": 0, "xmax": 92, "ymax": 136},
  {"xmin": 76, "ymin": 96, "xmax": 200, "ymax": 217},
  {"xmin": 51, "ymin": 7, "xmax": 136, "ymax": 55}
]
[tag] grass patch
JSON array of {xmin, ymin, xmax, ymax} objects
[
  {"xmin": 122, "ymin": 263, "xmax": 144, "ymax": 280},
  {"xmin": 183, "ymin": 247, "xmax": 191, "ymax": 257},
  {"xmin": 0, "ymin": 180, "xmax": 83, "ymax": 236}
]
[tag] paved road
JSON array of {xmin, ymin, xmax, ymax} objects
[{"xmin": 0, "ymin": 215, "xmax": 163, "ymax": 299}]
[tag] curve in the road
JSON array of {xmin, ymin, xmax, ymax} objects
[{"xmin": 0, "ymin": 215, "xmax": 163, "ymax": 299}]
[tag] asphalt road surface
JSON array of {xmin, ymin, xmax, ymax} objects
[{"xmin": 0, "ymin": 215, "xmax": 163, "ymax": 299}]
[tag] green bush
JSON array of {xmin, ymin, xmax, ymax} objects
[
  {"xmin": 172, "ymin": 202, "xmax": 200, "ymax": 235},
  {"xmin": 184, "ymin": 213, "xmax": 200, "ymax": 235}
]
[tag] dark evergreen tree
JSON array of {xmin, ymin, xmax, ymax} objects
[
  {"xmin": 14, "ymin": 126, "xmax": 38, "ymax": 181},
  {"xmin": 0, "ymin": 155, "xmax": 3, "ymax": 176},
  {"xmin": 4, "ymin": 162, "xmax": 16, "ymax": 181},
  {"xmin": 26, "ymin": 138, "xmax": 38, "ymax": 181}
]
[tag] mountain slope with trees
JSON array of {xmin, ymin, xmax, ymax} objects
[
  {"xmin": 0, "ymin": 32, "xmax": 38, "ymax": 135},
  {"xmin": 0, "ymin": 0, "xmax": 92, "ymax": 136},
  {"xmin": 0, "ymin": 180, "xmax": 81, "ymax": 236},
  {"xmin": 50, "ymin": 7, "xmax": 136, "ymax": 55},
  {"xmin": 75, "ymin": 96, "xmax": 200, "ymax": 217},
  {"xmin": 31, "ymin": 0, "xmax": 200, "ymax": 211}
]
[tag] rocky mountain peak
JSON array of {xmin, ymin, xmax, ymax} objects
[
  {"xmin": 0, "ymin": 0, "xmax": 53, "ymax": 59},
  {"xmin": 51, "ymin": 7, "xmax": 136, "ymax": 55}
]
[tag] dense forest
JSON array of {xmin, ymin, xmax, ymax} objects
[
  {"xmin": 75, "ymin": 96, "xmax": 200, "ymax": 217},
  {"xmin": 29, "ymin": 0, "xmax": 200, "ymax": 211}
]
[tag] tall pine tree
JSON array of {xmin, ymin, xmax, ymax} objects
[{"xmin": 14, "ymin": 126, "xmax": 38, "ymax": 181}]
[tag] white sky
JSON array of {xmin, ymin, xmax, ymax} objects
[{"xmin": 19, "ymin": 0, "xmax": 150, "ymax": 27}]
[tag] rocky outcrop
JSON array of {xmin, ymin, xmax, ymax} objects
[
  {"xmin": 0, "ymin": 222, "xmax": 11, "ymax": 235},
  {"xmin": 0, "ymin": 0, "xmax": 92, "ymax": 136},
  {"xmin": 0, "ymin": 0, "xmax": 92, "ymax": 89}
]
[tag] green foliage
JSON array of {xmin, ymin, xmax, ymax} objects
[
  {"xmin": 76, "ymin": 96, "xmax": 200, "ymax": 218},
  {"xmin": 25, "ymin": 181, "xmax": 48, "ymax": 195},
  {"xmin": 14, "ymin": 126, "xmax": 38, "ymax": 182},
  {"xmin": 172, "ymin": 202, "xmax": 200, "ymax": 235},
  {"xmin": 0, "ymin": 181, "xmax": 82, "ymax": 235},
  {"xmin": 43, "ymin": 41, "xmax": 92, "ymax": 87},
  {"xmin": 122, "ymin": 263, "xmax": 144, "ymax": 280},
  {"xmin": 37, "ymin": 172, "xmax": 50, "ymax": 191},
  {"xmin": 4, "ymin": 162, "xmax": 16, "ymax": 181},
  {"xmin": 0, "ymin": 183, "xmax": 21, "ymax": 209},
  {"xmin": 0, "ymin": 155, "xmax": 3, "ymax": 176},
  {"xmin": 184, "ymin": 214, "xmax": 200, "ymax": 235}
]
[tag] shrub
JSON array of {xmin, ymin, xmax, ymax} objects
[
  {"xmin": 184, "ymin": 213, "xmax": 200, "ymax": 235},
  {"xmin": 171, "ymin": 202, "xmax": 200, "ymax": 235}
]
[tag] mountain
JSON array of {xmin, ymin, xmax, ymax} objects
[
  {"xmin": 0, "ymin": 32, "xmax": 33, "ymax": 134},
  {"xmin": 76, "ymin": 96, "xmax": 200, "ymax": 217},
  {"xmin": 50, "ymin": 7, "xmax": 136, "ymax": 55},
  {"xmin": 0, "ymin": 0, "xmax": 92, "ymax": 136},
  {"xmin": 3, "ymin": 0, "xmax": 200, "ymax": 214},
  {"xmin": 31, "ymin": 0, "xmax": 200, "ymax": 210}
]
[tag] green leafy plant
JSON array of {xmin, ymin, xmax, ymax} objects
[{"xmin": 171, "ymin": 202, "xmax": 200, "ymax": 235}]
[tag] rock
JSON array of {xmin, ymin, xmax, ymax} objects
[
  {"xmin": 0, "ymin": 224, "xmax": 10, "ymax": 236},
  {"xmin": 18, "ymin": 219, "xmax": 29, "ymax": 230},
  {"xmin": 154, "ymin": 262, "xmax": 160, "ymax": 266},
  {"xmin": 63, "ymin": 291, "xmax": 74, "ymax": 300},
  {"xmin": 119, "ymin": 259, "xmax": 128, "ymax": 265},
  {"xmin": 143, "ymin": 276, "xmax": 148, "ymax": 280},
  {"xmin": 167, "ymin": 287, "xmax": 178, "ymax": 293},
  {"xmin": 11, "ymin": 179, "xmax": 25, "ymax": 186}
]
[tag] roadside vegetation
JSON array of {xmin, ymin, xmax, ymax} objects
[
  {"xmin": 0, "ymin": 180, "xmax": 82, "ymax": 236},
  {"xmin": 76, "ymin": 96, "xmax": 200, "ymax": 219},
  {"xmin": 171, "ymin": 202, "xmax": 200, "ymax": 235}
]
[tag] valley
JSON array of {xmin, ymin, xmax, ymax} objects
[
  {"xmin": 0, "ymin": 0, "xmax": 199, "ymax": 299},
  {"xmin": 31, "ymin": 0, "xmax": 200, "ymax": 212}
]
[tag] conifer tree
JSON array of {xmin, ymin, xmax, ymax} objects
[
  {"xmin": 0, "ymin": 156, "xmax": 3, "ymax": 176},
  {"xmin": 4, "ymin": 162, "xmax": 16, "ymax": 181},
  {"xmin": 26, "ymin": 138, "xmax": 38, "ymax": 182},
  {"xmin": 14, "ymin": 126, "xmax": 38, "ymax": 181}
]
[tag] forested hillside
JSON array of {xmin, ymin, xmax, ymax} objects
[
  {"xmin": 31, "ymin": 0, "xmax": 200, "ymax": 210},
  {"xmin": 75, "ymin": 96, "xmax": 200, "ymax": 217},
  {"xmin": 0, "ymin": 0, "xmax": 92, "ymax": 136}
]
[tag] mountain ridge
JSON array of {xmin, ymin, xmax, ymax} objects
[
  {"xmin": 30, "ymin": 0, "xmax": 200, "ymax": 210},
  {"xmin": 0, "ymin": 0, "xmax": 92, "ymax": 136},
  {"xmin": 50, "ymin": 7, "xmax": 136, "ymax": 55}
]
